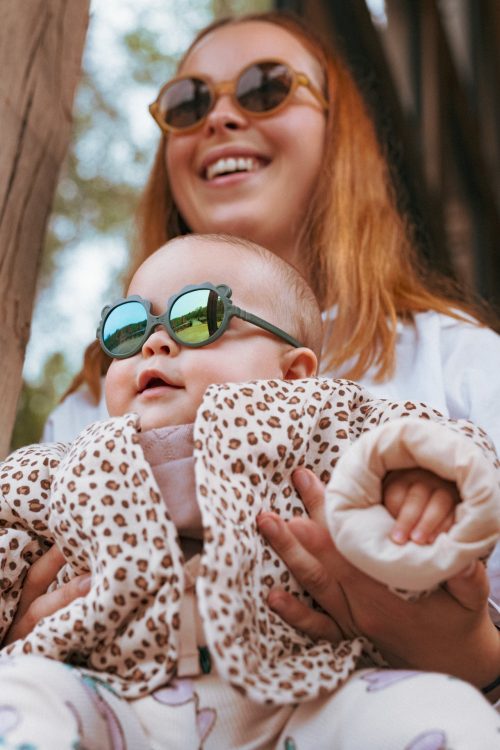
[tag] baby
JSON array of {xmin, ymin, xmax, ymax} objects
[{"xmin": 0, "ymin": 234, "xmax": 498, "ymax": 749}]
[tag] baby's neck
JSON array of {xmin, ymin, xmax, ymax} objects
[
  {"xmin": 138, "ymin": 423, "xmax": 194, "ymax": 462},
  {"xmin": 137, "ymin": 423, "xmax": 201, "ymax": 549}
]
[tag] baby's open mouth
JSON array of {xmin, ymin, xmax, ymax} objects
[
  {"xmin": 142, "ymin": 377, "xmax": 169, "ymax": 391},
  {"xmin": 138, "ymin": 374, "xmax": 181, "ymax": 393}
]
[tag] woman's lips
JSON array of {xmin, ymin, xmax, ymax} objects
[
  {"xmin": 200, "ymin": 149, "xmax": 270, "ymax": 182},
  {"xmin": 205, "ymin": 169, "xmax": 265, "ymax": 188},
  {"xmin": 205, "ymin": 155, "xmax": 261, "ymax": 181}
]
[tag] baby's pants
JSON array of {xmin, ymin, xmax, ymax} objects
[{"xmin": 0, "ymin": 655, "xmax": 499, "ymax": 749}]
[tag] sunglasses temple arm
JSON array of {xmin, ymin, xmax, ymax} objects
[{"xmin": 235, "ymin": 307, "xmax": 302, "ymax": 348}]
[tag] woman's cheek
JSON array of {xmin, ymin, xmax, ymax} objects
[{"xmin": 165, "ymin": 137, "xmax": 192, "ymax": 207}]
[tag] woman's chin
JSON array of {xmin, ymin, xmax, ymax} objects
[{"xmin": 199, "ymin": 209, "xmax": 284, "ymax": 245}]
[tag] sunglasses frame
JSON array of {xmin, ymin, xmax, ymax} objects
[
  {"xmin": 149, "ymin": 57, "xmax": 329, "ymax": 135},
  {"xmin": 97, "ymin": 282, "xmax": 303, "ymax": 359}
]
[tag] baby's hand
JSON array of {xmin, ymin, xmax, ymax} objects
[{"xmin": 382, "ymin": 468, "xmax": 460, "ymax": 545}]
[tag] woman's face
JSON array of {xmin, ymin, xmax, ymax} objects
[{"xmin": 165, "ymin": 21, "xmax": 326, "ymax": 268}]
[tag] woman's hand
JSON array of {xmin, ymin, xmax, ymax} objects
[
  {"xmin": 3, "ymin": 546, "xmax": 91, "ymax": 646},
  {"xmin": 257, "ymin": 468, "xmax": 500, "ymax": 689}
]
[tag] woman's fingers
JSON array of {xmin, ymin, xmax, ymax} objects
[
  {"xmin": 13, "ymin": 545, "xmax": 66, "ymax": 624},
  {"xmin": 257, "ymin": 513, "xmax": 329, "ymax": 590},
  {"xmin": 3, "ymin": 547, "xmax": 91, "ymax": 646},
  {"xmin": 268, "ymin": 588, "xmax": 342, "ymax": 642},
  {"xmin": 259, "ymin": 506, "xmax": 497, "ymax": 683},
  {"xmin": 258, "ymin": 511, "xmax": 356, "ymax": 638},
  {"xmin": 4, "ymin": 574, "xmax": 91, "ymax": 645},
  {"xmin": 291, "ymin": 468, "xmax": 327, "ymax": 525}
]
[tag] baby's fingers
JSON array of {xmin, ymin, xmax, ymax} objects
[
  {"xmin": 410, "ymin": 488, "xmax": 458, "ymax": 544},
  {"xmin": 426, "ymin": 510, "xmax": 455, "ymax": 544},
  {"xmin": 390, "ymin": 483, "xmax": 429, "ymax": 544},
  {"xmin": 382, "ymin": 477, "xmax": 407, "ymax": 518}
]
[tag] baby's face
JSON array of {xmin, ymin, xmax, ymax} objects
[{"xmin": 105, "ymin": 238, "xmax": 298, "ymax": 430}]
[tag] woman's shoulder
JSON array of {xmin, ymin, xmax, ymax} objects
[
  {"xmin": 403, "ymin": 309, "xmax": 500, "ymax": 352},
  {"xmin": 42, "ymin": 382, "xmax": 108, "ymax": 444}
]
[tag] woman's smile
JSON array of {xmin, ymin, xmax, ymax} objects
[{"xmin": 199, "ymin": 145, "xmax": 270, "ymax": 183}]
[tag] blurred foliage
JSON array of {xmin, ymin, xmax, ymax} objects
[
  {"xmin": 213, "ymin": 0, "xmax": 273, "ymax": 15},
  {"xmin": 38, "ymin": 71, "xmax": 143, "ymax": 288},
  {"xmin": 123, "ymin": 29, "xmax": 178, "ymax": 85},
  {"xmin": 12, "ymin": 0, "xmax": 272, "ymax": 452},
  {"xmin": 11, "ymin": 354, "xmax": 73, "ymax": 450}
]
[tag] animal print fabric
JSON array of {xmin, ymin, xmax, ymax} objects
[
  {"xmin": 0, "ymin": 416, "xmax": 185, "ymax": 699},
  {"xmin": 0, "ymin": 378, "xmax": 498, "ymax": 704}
]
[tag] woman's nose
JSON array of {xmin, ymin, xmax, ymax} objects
[
  {"xmin": 142, "ymin": 326, "xmax": 179, "ymax": 357},
  {"xmin": 202, "ymin": 94, "xmax": 248, "ymax": 136}
]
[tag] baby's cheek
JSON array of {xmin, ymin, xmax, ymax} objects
[
  {"xmin": 189, "ymin": 385, "xmax": 210, "ymax": 418},
  {"xmin": 104, "ymin": 362, "xmax": 130, "ymax": 416}
]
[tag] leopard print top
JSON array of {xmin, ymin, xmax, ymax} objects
[{"xmin": 0, "ymin": 377, "xmax": 497, "ymax": 703}]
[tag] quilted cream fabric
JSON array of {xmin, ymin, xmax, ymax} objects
[{"xmin": 326, "ymin": 418, "xmax": 500, "ymax": 596}]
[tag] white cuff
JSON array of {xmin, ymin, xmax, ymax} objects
[{"xmin": 325, "ymin": 418, "xmax": 500, "ymax": 594}]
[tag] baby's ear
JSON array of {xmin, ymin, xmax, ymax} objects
[{"xmin": 281, "ymin": 347, "xmax": 317, "ymax": 380}]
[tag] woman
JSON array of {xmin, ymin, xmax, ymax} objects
[
  {"xmin": 19, "ymin": 10, "xmax": 500, "ymax": 730},
  {"xmin": 45, "ymin": 12, "xmax": 500, "ymax": 450}
]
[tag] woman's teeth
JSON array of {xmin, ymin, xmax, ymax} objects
[{"xmin": 206, "ymin": 156, "xmax": 259, "ymax": 181}]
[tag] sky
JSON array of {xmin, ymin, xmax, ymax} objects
[{"xmin": 22, "ymin": 0, "xmax": 387, "ymax": 384}]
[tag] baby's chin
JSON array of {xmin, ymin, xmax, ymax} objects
[{"xmin": 137, "ymin": 411, "xmax": 196, "ymax": 433}]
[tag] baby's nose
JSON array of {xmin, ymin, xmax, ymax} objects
[{"xmin": 142, "ymin": 325, "xmax": 178, "ymax": 357}]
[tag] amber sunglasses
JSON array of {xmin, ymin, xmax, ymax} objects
[{"xmin": 149, "ymin": 58, "xmax": 329, "ymax": 134}]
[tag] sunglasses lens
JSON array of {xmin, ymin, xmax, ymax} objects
[
  {"xmin": 170, "ymin": 289, "xmax": 224, "ymax": 344},
  {"xmin": 102, "ymin": 301, "xmax": 148, "ymax": 357},
  {"xmin": 159, "ymin": 77, "xmax": 211, "ymax": 129},
  {"xmin": 236, "ymin": 61, "xmax": 293, "ymax": 113}
]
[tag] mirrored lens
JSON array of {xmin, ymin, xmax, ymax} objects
[
  {"xmin": 102, "ymin": 301, "xmax": 148, "ymax": 356},
  {"xmin": 236, "ymin": 62, "xmax": 292, "ymax": 113},
  {"xmin": 160, "ymin": 77, "xmax": 212, "ymax": 129},
  {"xmin": 170, "ymin": 289, "xmax": 224, "ymax": 344}
]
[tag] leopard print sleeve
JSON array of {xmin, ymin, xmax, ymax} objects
[
  {"xmin": 0, "ymin": 441, "xmax": 67, "ymax": 642},
  {"xmin": 3, "ymin": 416, "xmax": 186, "ymax": 699}
]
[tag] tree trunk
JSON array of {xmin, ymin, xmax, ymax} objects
[{"xmin": 0, "ymin": 0, "xmax": 89, "ymax": 458}]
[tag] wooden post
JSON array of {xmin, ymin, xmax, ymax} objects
[{"xmin": 0, "ymin": 0, "xmax": 89, "ymax": 457}]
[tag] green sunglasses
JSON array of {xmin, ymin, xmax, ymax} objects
[{"xmin": 97, "ymin": 282, "xmax": 303, "ymax": 359}]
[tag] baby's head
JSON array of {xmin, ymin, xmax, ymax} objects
[{"xmin": 100, "ymin": 234, "xmax": 322, "ymax": 430}]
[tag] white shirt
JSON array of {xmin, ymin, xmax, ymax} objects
[
  {"xmin": 43, "ymin": 311, "xmax": 500, "ymax": 452},
  {"xmin": 42, "ymin": 385, "xmax": 109, "ymax": 443},
  {"xmin": 322, "ymin": 310, "xmax": 500, "ymax": 454}
]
